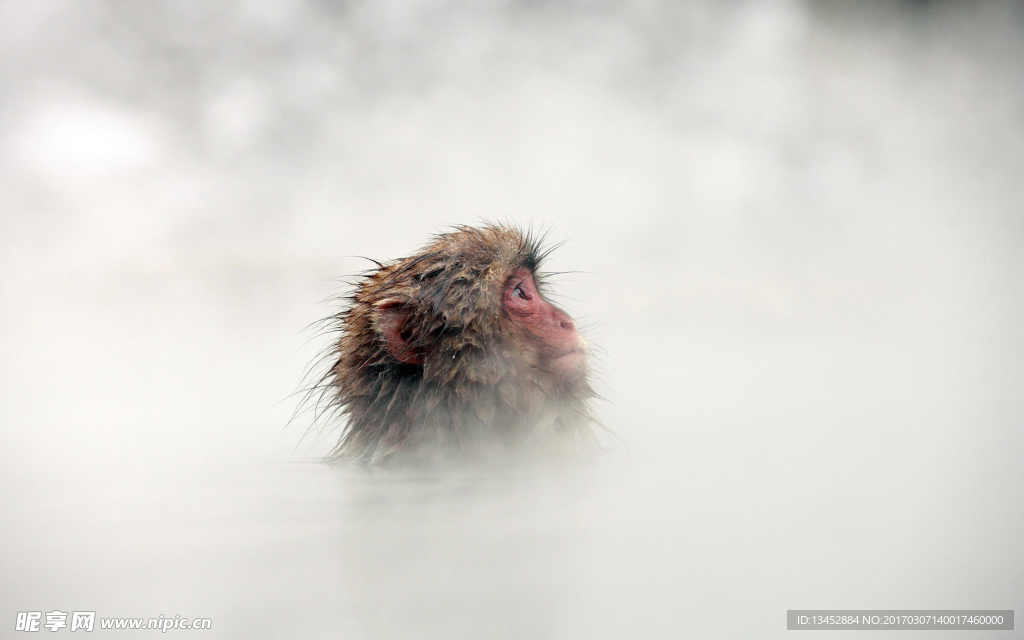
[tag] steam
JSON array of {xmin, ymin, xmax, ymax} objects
[{"xmin": 0, "ymin": 1, "xmax": 1021, "ymax": 638}]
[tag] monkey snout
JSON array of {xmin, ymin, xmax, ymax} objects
[
  {"xmin": 548, "ymin": 306, "xmax": 577, "ymax": 335},
  {"xmin": 545, "ymin": 307, "xmax": 587, "ymax": 365},
  {"xmin": 549, "ymin": 339, "xmax": 588, "ymax": 377}
]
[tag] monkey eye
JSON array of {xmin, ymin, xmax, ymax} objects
[{"xmin": 505, "ymin": 269, "xmax": 538, "ymax": 312}]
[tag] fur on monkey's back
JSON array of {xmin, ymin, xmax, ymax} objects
[{"xmin": 314, "ymin": 224, "xmax": 597, "ymax": 464}]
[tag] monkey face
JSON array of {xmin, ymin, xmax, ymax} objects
[
  {"xmin": 322, "ymin": 224, "xmax": 598, "ymax": 461},
  {"xmin": 373, "ymin": 266, "xmax": 587, "ymax": 386},
  {"xmin": 503, "ymin": 268, "xmax": 588, "ymax": 383}
]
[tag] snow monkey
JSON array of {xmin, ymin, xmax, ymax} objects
[{"xmin": 312, "ymin": 224, "xmax": 598, "ymax": 464}]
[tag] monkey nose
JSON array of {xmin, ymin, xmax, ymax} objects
[{"xmin": 551, "ymin": 307, "xmax": 576, "ymax": 334}]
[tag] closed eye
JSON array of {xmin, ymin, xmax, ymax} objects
[{"xmin": 513, "ymin": 285, "xmax": 529, "ymax": 300}]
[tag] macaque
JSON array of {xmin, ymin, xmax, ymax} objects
[{"xmin": 312, "ymin": 224, "xmax": 598, "ymax": 464}]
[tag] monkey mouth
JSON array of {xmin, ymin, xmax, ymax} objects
[
  {"xmin": 551, "ymin": 348, "xmax": 587, "ymax": 370},
  {"xmin": 554, "ymin": 347, "xmax": 586, "ymax": 358}
]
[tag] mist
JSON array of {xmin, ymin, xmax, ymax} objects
[{"xmin": 1, "ymin": 1, "xmax": 1022, "ymax": 638}]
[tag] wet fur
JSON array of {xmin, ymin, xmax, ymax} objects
[{"xmin": 308, "ymin": 224, "xmax": 597, "ymax": 464}]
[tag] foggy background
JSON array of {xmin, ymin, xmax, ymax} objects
[{"xmin": 1, "ymin": 0, "xmax": 1022, "ymax": 638}]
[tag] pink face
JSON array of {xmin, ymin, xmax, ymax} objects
[{"xmin": 503, "ymin": 269, "xmax": 587, "ymax": 376}]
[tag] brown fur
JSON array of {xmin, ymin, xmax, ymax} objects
[{"xmin": 309, "ymin": 224, "xmax": 597, "ymax": 464}]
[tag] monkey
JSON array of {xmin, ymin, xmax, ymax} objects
[{"xmin": 307, "ymin": 223, "xmax": 599, "ymax": 465}]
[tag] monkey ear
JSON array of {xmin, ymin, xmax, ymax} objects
[{"xmin": 375, "ymin": 299, "xmax": 425, "ymax": 365}]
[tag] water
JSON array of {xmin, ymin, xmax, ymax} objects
[{"xmin": 2, "ymin": 448, "xmax": 615, "ymax": 639}]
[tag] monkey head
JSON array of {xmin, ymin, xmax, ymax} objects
[{"xmin": 319, "ymin": 224, "xmax": 597, "ymax": 463}]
